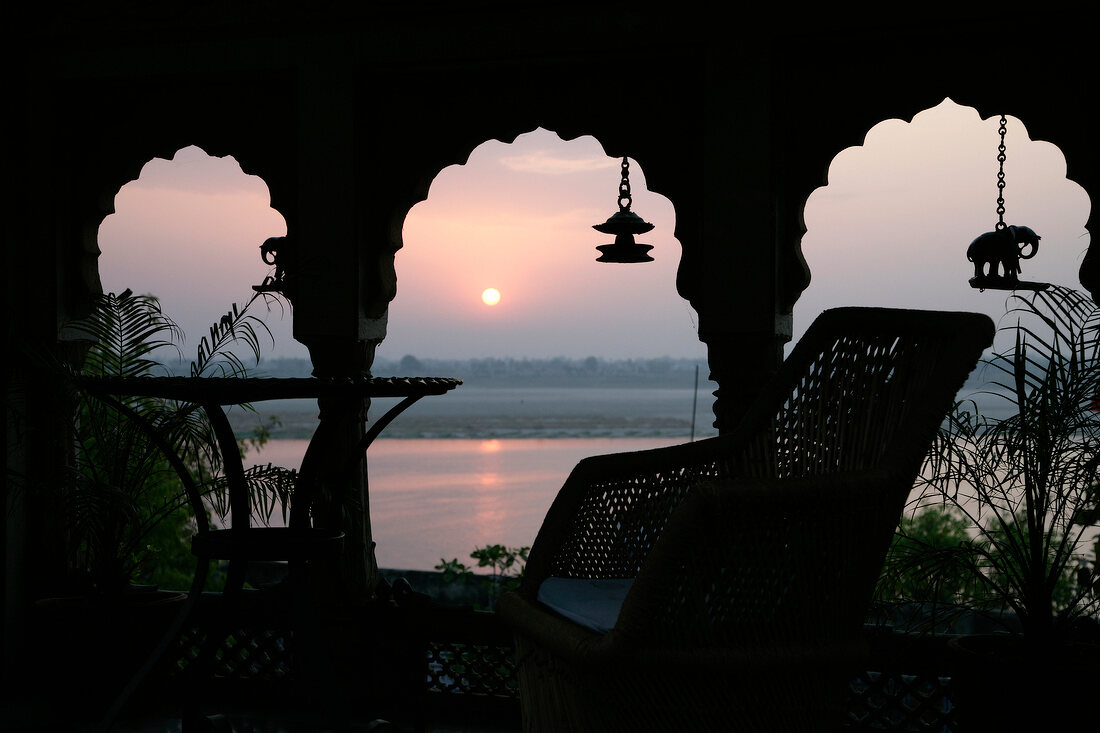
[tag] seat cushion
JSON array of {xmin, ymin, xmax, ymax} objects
[{"xmin": 536, "ymin": 577, "xmax": 634, "ymax": 634}]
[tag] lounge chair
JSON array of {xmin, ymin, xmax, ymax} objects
[{"xmin": 498, "ymin": 306, "xmax": 994, "ymax": 732}]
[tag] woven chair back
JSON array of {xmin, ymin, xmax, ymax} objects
[
  {"xmin": 732, "ymin": 307, "xmax": 985, "ymax": 481},
  {"xmin": 541, "ymin": 307, "xmax": 993, "ymax": 589}
]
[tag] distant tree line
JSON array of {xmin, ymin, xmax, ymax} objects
[
  {"xmin": 162, "ymin": 355, "xmax": 711, "ymax": 382},
  {"xmin": 380, "ymin": 355, "xmax": 707, "ymax": 379},
  {"xmin": 162, "ymin": 352, "xmax": 712, "ymax": 387}
]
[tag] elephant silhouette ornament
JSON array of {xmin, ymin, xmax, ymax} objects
[
  {"xmin": 967, "ymin": 225, "xmax": 1042, "ymax": 289},
  {"xmin": 252, "ymin": 235, "xmax": 294, "ymax": 299}
]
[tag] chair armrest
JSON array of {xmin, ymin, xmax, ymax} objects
[{"xmin": 497, "ymin": 590, "xmax": 617, "ymax": 664}]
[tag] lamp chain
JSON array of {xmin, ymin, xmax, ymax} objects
[
  {"xmin": 996, "ymin": 114, "xmax": 1007, "ymax": 230},
  {"xmin": 617, "ymin": 157, "xmax": 632, "ymax": 212}
]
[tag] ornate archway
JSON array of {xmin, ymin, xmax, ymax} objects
[{"xmin": 8, "ymin": 4, "xmax": 1095, "ymax": 609}]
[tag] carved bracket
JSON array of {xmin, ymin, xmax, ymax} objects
[{"xmin": 252, "ymin": 235, "xmax": 295, "ymax": 300}]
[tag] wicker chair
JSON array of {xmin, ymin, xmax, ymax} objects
[{"xmin": 497, "ymin": 307, "xmax": 994, "ymax": 732}]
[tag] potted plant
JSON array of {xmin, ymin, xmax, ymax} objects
[
  {"xmin": 879, "ymin": 285, "xmax": 1100, "ymax": 729},
  {"xmin": 31, "ymin": 289, "xmax": 294, "ymax": 717}
]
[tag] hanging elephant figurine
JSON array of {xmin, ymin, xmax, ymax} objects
[{"xmin": 967, "ymin": 225, "xmax": 1041, "ymax": 284}]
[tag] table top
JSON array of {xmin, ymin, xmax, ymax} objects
[{"xmin": 73, "ymin": 375, "xmax": 462, "ymax": 404}]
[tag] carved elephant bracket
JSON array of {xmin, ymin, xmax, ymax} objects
[
  {"xmin": 967, "ymin": 224, "xmax": 1048, "ymax": 291},
  {"xmin": 252, "ymin": 235, "xmax": 295, "ymax": 300}
]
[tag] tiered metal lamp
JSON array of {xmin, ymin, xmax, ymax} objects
[{"xmin": 593, "ymin": 157, "xmax": 654, "ymax": 263}]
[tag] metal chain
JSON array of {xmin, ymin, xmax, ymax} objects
[
  {"xmin": 995, "ymin": 115, "xmax": 1007, "ymax": 230},
  {"xmin": 617, "ymin": 157, "xmax": 632, "ymax": 212}
]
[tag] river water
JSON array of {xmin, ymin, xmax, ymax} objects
[
  {"xmin": 238, "ymin": 382, "xmax": 1012, "ymax": 572},
  {"xmin": 251, "ymin": 436, "xmax": 682, "ymax": 572}
]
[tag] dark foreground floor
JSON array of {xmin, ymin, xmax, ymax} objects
[
  {"xmin": 110, "ymin": 710, "xmax": 520, "ymax": 733},
  {"xmin": 3, "ymin": 703, "xmax": 520, "ymax": 733},
  {"xmin": 1, "ymin": 668, "xmax": 521, "ymax": 733}
]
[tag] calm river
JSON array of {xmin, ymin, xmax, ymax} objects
[
  {"xmin": 241, "ymin": 380, "xmax": 1004, "ymax": 573},
  {"xmin": 251, "ymin": 437, "xmax": 682, "ymax": 572}
]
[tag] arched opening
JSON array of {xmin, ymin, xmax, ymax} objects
[
  {"xmin": 799, "ymin": 98, "xmax": 1091, "ymax": 349},
  {"xmin": 90, "ymin": 146, "xmax": 300, "ymax": 585},
  {"xmin": 96, "ymin": 145, "xmax": 299, "ymax": 364},
  {"xmin": 384, "ymin": 129, "xmax": 699, "ymax": 359},
  {"xmin": 800, "ymin": 100, "xmax": 1097, "ymax": 646},
  {"xmin": 362, "ymin": 128, "xmax": 714, "ymax": 571}
]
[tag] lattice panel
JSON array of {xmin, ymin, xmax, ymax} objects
[
  {"xmin": 176, "ymin": 625, "xmax": 294, "ymax": 682},
  {"xmin": 846, "ymin": 671, "xmax": 955, "ymax": 731},
  {"xmin": 425, "ymin": 641, "xmax": 518, "ymax": 699},
  {"xmin": 164, "ymin": 613, "xmax": 962, "ymax": 732}
]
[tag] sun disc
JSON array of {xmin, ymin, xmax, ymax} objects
[{"xmin": 481, "ymin": 287, "xmax": 501, "ymax": 306}]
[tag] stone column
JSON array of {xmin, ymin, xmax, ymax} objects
[
  {"xmin": 690, "ymin": 45, "xmax": 791, "ymax": 433},
  {"xmin": 290, "ymin": 44, "xmax": 381, "ymax": 601},
  {"xmin": 300, "ymin": 338, "xmax": 378, "ymax": 602}
]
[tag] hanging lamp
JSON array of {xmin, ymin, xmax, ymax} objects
[
  {"xmin": 593, "ymin": 157, "xmax": 654, "ymax": 263},
  {"xmin": 966, "ymin": 115, "xmax": 1048, "ymax": 291}
]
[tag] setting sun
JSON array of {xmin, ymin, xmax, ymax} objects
[{"xmin": 481, "ymin": 287, "xmax": 501, "ymax": 306}]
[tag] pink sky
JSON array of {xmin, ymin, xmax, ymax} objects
[
  {"xmin": 97, "ymin": 99, "xmax": 1091, "ymax": 364},
  {"xmin": 798, "ymin": 99, "xmax": 1090, "ymax": 351}
]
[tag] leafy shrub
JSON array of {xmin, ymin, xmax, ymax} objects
[{"xmin": 436, "ymin": 544, "xmax": 530, "ymax": 610}]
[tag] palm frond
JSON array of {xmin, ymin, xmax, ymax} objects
[
  {"xmin": 904, "ymin": 286, "xmax": 1100, "ymax": 636},
  {"xmin": 65, "ymin": 290, "xmax": 182, "ymax": 379},
  {"xmin": 203, "ymin": 463, "xmax": 297, "ymax": 526},
  {"xmin": 191, "ymin": 292, "xmax": 273, "ymax": 378},
  {"xmin": 56, "ymin": 288, "xmax": 294, "ymax": 592}
]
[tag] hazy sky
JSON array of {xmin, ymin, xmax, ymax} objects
[
  {"xmin": 798, "ymin": 100, "xmax": 1090, "ymax": 351},
  {"xmin": 97, "ymin": 98, "xmax": 1091, "ymax": 364}
]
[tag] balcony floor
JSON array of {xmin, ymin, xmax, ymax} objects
[
  {"xmin": 110, "ymin": 710, "xmax": 521, "ymax": 733},
  {"xmin": 2, "ymin": 696, "xmax": 521, "ymax": 733}
]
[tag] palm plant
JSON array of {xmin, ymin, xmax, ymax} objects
[
  {"xmin": 59, "ymin": 289, "xmax": 294, "ymax": 595},
  {"xmin": 884, "ymin": 285, "xmax": 1100, "ymax": 641},
  {"xmin": 877, "ymin": 506, "xmax": 984, "ymax": 611}
]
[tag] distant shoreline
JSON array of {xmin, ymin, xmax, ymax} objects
[
  {"xmin": 220, "ymin": 368, "xmax": 1003, "ymax": 442},
  {"xmin": 228, "ymin": 383, "xmax": 720, "ymax": 441},
  {"xmin": 236, "ymin": 415, "xmax": 712, "ymax": 441}
]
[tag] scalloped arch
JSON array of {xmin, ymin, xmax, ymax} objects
[
  {"xmin": 85, "ymin": 140, "xmax": 290, "ymax": 286},
  {"xmin": 369, "ymin": 123, "xmax": 691, "ymax": 323},
  {"xmin": 795, "ymin": 98, "xmax": 1092, "ymax": 336},
  {"xmin": 789, "ymin": 96, "xmax": 1095, "ymax": 314},
  {"xmin": 386, "ymin": 124, "xmax": 682, "ymax": 256}
]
